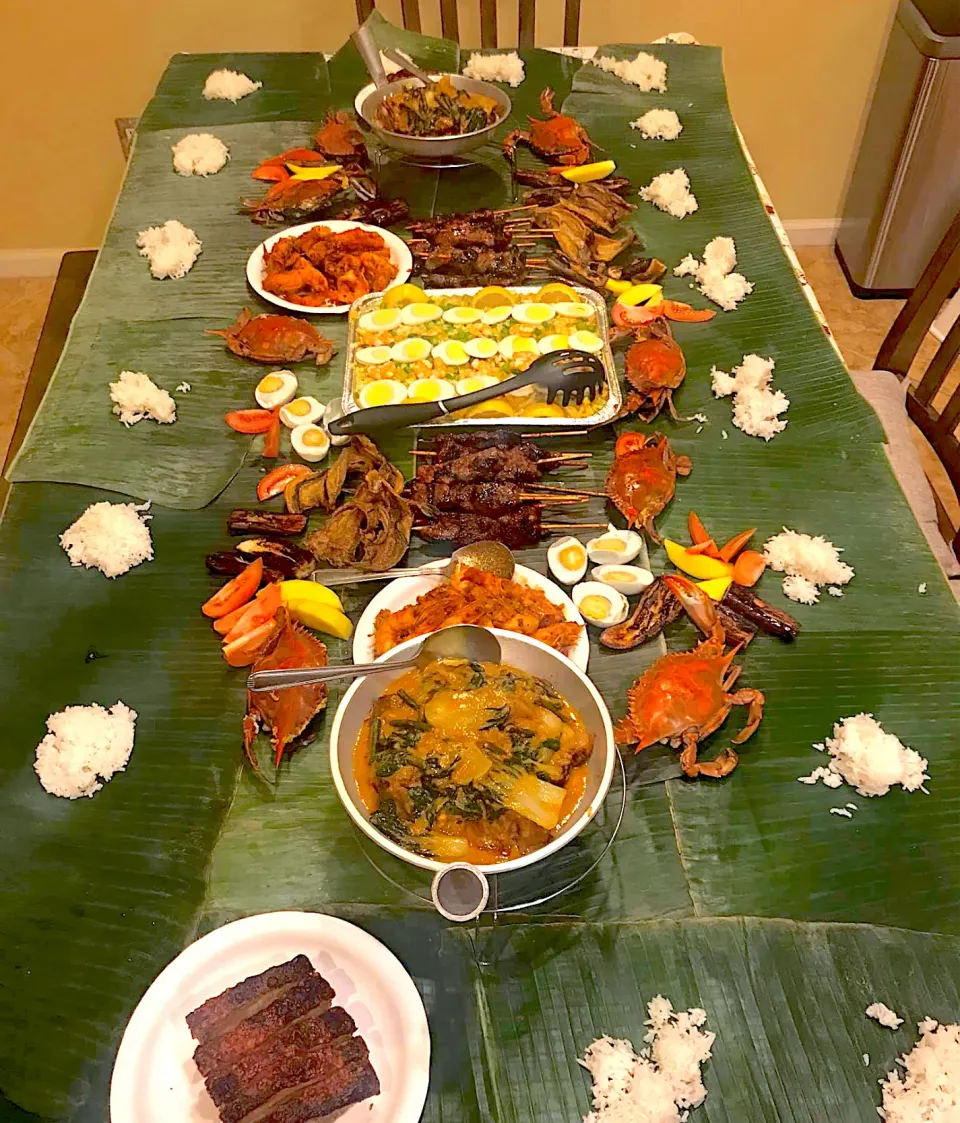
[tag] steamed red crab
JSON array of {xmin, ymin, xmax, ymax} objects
[
  {"xmin": 604, "ymin": 431, "xmax": 691, "ymax": 541},
  {"xmin": 503, "ymin": 87, "xmax": 597, "ymax": 167}
]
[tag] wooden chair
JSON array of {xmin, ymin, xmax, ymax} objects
[
  {"xmin": 872, "ymin": 210, "xmax": 960, "ymax": 564},
  {"xmin": 354, "ymin": 0, "xmax": 581, "ymax": 48}
]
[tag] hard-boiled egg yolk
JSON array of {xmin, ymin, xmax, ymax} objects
[{"xmin": 579, "ymin": 594, "xmax": 612, "ymax": 620}]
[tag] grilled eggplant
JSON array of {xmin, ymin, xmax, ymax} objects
[
  {"xmin": 235, "ymin": 537, "xmax": 316, "ymax": 579},
  {"xmin": 228, "ymin": 510, "xmax": 308, "ymax": 537}
]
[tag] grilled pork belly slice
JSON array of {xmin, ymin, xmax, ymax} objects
[
  {"xmin": 193, "ymin": 975, "xmax": 336, "ymax": 1078},
  {"xmin": 187, "ymin": 956, "xmax": 319, "ymax": 1044}
]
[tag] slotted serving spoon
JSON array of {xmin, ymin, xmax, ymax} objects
[{"xmin": 328, "ymin": 349, "xmax": 606, "ymax": 437}]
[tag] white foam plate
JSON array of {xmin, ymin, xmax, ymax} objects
[
  {"xmin": 110, "ymin": 911, "xmax": 430, "ymax": 1123},
  {"xmin": 352, "ymin": 560, "xmax": 590, "ymax": 671},
  {"xmin": 246, "ymin": 220, "xmax": 414, "ymax": 314}
]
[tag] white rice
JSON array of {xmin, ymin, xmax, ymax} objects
[
  {"xmin": 34, "ymin": 701, "xmax": 137, "ymax": 799},
  {"xmin": 711, "ymin": 354, "xmax": 789, "ymax": 440},
  {"xmin": 171, "ymin": 133, "xmax": 229, "ymax": 176},
  {"xmin": 137, "ymin": 220, "xmax": 202, "ymax": 280},
  {"xmin": 867, "ymin": 1003, "xmax": 904, "ymax": 1030},
  {"xmin": 202, "ymin": 68, "xmax": 261, "ymax": 102},
  {"xmin": 380, "ymin": 49, "xmax": 413, "ymax": 75},
  {"xmin": 630, "ymin": 109, "xmax": 682, "ymax": 141},
  {"xmin": 813, "ymin": 714, "xmax": 928, "ymax": 798},
  {"xmin": 109, "ymin": 371, "xmax": 176, "ymax": 426},
  {"xmin": 763, "ymin": 527, "xmax": 854, "ymax": 601},
  {"xmin": 879, "ymin": 1018, "xmax": 960, "ymax": 1121},
  {"xmin": 580, "ymin": 996, "xmax": 714, "ymax": 1122},
  {"xmin": 797, "ymin": 766, "xmax": 843, "ymax": 789},
  {"xmin": 592, "ymin": 51, "xmax": 667, "ymax": 92},
  {"xmin": 60, "ymin": 501, "xmax": 153, "ymax": 579},
  {"xmin": 829, "ymin": 807, "xmax": 853, "ymax": 818},
  {"xmin": 462, "ymin": 51, "xmax": 525, "ymax": 87},
  {"xmin": 674, "ymin": 236, "xmax": 753, "ymax": 311},
  {"xmin": 640, "ymin": 168, "xmax": 698, "ymax": 218},
  {"xmin": 654, "ymin": 32, "xmax": 699, "ymax": 44},
  {"xmin": 175, "ymin": 381, "xmax": 191, "ymax": 393}
]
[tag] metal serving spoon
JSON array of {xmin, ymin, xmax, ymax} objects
[
  {"xmin": 327, "ymin": 350, "xmax": 607, "ymax": 437},
  {"xmin": 381, "ymin": 47, "xmax": 436, "ymax": 85},
  {"xmin": 246, "ymin": 624, "xmax": 501, "ymax": 692},
  {"xmin": 313, "ymin": 540, "xmax": 515, "ymax": 588}
]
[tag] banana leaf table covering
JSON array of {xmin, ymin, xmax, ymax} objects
[{"xmin": 2, "ymin": 15, "xmax": 960, "ymax": 1123}]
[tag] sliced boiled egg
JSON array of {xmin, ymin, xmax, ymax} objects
[
  {"xmin": 442, "ymin": 305, "xmax": 484, "ymax": 325},
  {"xmin": 355, "ymin": 345, "xmax": 393, "ymax": 365},
  {"xmin": 290, "ymin": 422, "xmax": 331, "ymax": 463},
  {"xmin": 322, "ymin": 398, "xmax": 351, "ymax": 446},
  {"xmin": 481, "ymin": 305, "xmax": 513, "ymax": 325},
  {"xmin": 586, "ymin": 525, "xmax": 644, "ymax": 565},
  {"xmin": 591, "ymin": 564, "xmax": 655, "ymax": 596},
  {"xmin": 358, "ymin": 380, "xmax": 407, "ymax": 408},
  {"xmin": 464, "ymin": 336, "xmax": 500, "ymax": 360},
  {"xmin": 409, "ymin": 378, "xmax": 455, "ymax": 402},
  {"xmin": 498, "ymin": 334, "xmax": 541, "ymax": 361},
  {"xmin": 254, "ymin": 370, "xmax": 298, "ymax": 410},
  {"xmin": 568, "ymin": 329, "xmax": 604, "ymax": 353},
  {"xmin": 279, "ymin": 395, "xmax": 324, "ymax": 428},
  {"xmin": 537, "ymin": 334, "xmax": 570, "ymax": 355},
  {"xmin": 432, "ymin": 340, "xmax": 470, "ymax": 366},
  {"xmin": 456, "ymin": 373, "xmax": 500, "ymax": 396},
  {"xmin": 554, "ymin": 302, "xmax": 595, "ymax": 320},
  {"xmin": 511, "ymin": 302, "xmax": 555, "ymax": 325},
  {"xmin": 547, "ymin": 536, "xmax": 587, "ymax": 585},
  {"xmin": 358, "ymin": 307, "xmax": 402, "ymax": 333},
  {"xmin": 571, "ymin": 581, "xmax": 629, "ymax": 627},
  {"xmin": 391, "ymin": 337, "xmax": 432, "ymax": 363},
  {"xmin": 400, "ymin": 302, "xmax": 443, "ymax": 326}
]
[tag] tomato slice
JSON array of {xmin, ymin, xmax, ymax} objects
[
  {"xmin": 257, "ymin": 463, "xmax": 315, "ymax": 502},
  {"xmin": 225, "ymin": 409, "xmax": 275, "ymax": 435},
  {"xmin": 223, "ymin": 583, "xmax": 283, "ymax": 644},
  {"xmin": 201, "ymin": 558, "xmax": 263, "ymax": 618},
  {"xmin": 262, "ymin": 409, "xmax": 281, "ymax": 459},
  {"xmin": 222, "ymin": 619, "xmax": 278, "ymax": 667},
  {"xmin": 611, "ymin": 301, "xmax": 660, "ymax": 329},
  {"xmin": 213, "ymin": 582, "xmax": 279, "ymax": 635}
]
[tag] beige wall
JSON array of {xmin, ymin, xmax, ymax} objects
[{"xmin": 0, "ymin": 0, "xmax": 896, "ymax": 251}]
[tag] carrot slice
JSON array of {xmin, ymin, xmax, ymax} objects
[
  {"xmin": 263, "ymin": 409, "xmax": 281, "ymax": 459},
  {"xmin": 251, "ymin": 166, "xmax": 290, "ymax": 182},
  {"xmin": 686, "ymin": 539, "xmax": 718, "ymax": 556},
  {"xmin": 719, "ymin": 527, "xmax": 758, "ymax": 563},
  {"xmin": 732, "ymin": 550, "xmax": 767, "ymax": 587},
  {"xmin": 202, "ymin": 558, "xmax": 263, "ymax": 619},
  {"xmin": 687, "ymin": 511, "xmax": 710, "ymax": 544}
]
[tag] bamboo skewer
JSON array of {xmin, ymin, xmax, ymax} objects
[
  {"xmin": 532, "ymin": 482, "xmax": 605, "ymax": 497},
  {"xmin": 542, "ymin": 523, "xmax": 608, "ymax": 530}
]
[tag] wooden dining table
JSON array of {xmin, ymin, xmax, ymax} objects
[{"xmin": 2, "ymin": 14, "xmax": 960, "ymax": 1123}]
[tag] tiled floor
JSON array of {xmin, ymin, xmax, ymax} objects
[{"xmin": 0, "ymin": 248, "xmax": 956, "ymax": 527}]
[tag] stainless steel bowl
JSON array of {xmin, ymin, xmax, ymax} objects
[{"xmin": 359, "ymin": 75, "xmax": 511, "ymax": 160}]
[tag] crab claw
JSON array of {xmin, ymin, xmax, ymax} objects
[{"xmin": 662, "ymin": 574, "xmax": 719, "ymax": 636}]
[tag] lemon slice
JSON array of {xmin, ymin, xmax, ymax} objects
[
  {"xmin": 380, "ymin": 283, "xmax": 427, "ymax": 308},
  {"xmin": 521, "ymin": 402, "xmax": 566, "ymax": 418},
  {"xmin": 471, "ymin": 285, "xmax": 517, "ymax": 309},
  {"xmin": 534, "ymin": 282, "xmax": 579, "ymax": 304},
  {"xmin": 559, "ymin": 159, "xmax": 616, "ymax": 183},
  {"xmin": 463, "ymin": 400, "xmax": 515, "ymax": 419}
]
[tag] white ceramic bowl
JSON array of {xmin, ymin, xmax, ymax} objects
[
  {"xmin": 246, "ymin": 219, "xmax": 413, "ymax": 314},
  {"xmin": 329, "ymin": 628, "xmax": 615, "ymax": 874}
]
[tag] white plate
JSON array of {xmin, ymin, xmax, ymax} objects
[
  {"xmin": 246, "ymin": 220, "xmax": 414, "ymax": 314},
  {"xmin": 352, "ymin": 560, "xmax": 590, "ymax": 671},
  {"xmin": 110, "ymin": 911, "xmax": 430, "ymax": 1123}
]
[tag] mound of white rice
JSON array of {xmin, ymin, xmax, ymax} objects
[
  {"xmin": 202, "ymin": 68, "xmax": 261, "ymax": 102},
  {"xmin": 109, "ymin": 370, "xmax": 176, "ymax": 426},
  {"xmin": 34, "ymin": 701, "xmax": 137, "ymax": 799},
  {"xmin": 763, "ymin": 527, "xmax": 853, "ymax": 601},
  {"xmin": 880, "ymin": 1018, "xmax": 960, "ymax": 1121},
  {"xmin": 640, "ymin": 168, "xmax": 698, "ymax": 218},
  {"xmin": 654, "ymin": 32, "xmax": 699, "ymax": 44},
  {"xmin": 171, "ymin": 133, "xmax": 229, "ymax": 176},
  {"xmin": 580, "ymin": 996, "xmax": 714, "ymax": 1122},
  {"xmin": 592, "ymin": 51, "xmax": 667, "ymax": 92},
  {"xmin": 630, "ymin": 109, "xmax": 682, "ymax": 140},
  {"xmin": 462, "ymin": 51, "xmax": 524, "ymax": 87},
  {"xmin": 809, "ymin": 714, "xmax": 929, "ymax": 798},
  {"xmin": 675, "ymin": 236, "xmax": 753, "ymax": 311},
  {"xmin": 867, "ymin": 1002, "xmax": 904, "ymax": 1029},
  {"xmin": 60, "ymin": 501, "xmax": 153, "ymax": 579},
  {"xmin": 711, "ymin": 354, "xmax": 789, "ymax": 440},
  {"xmin": 137, "ymin": 220, "xmax": 202, "ymax": 280}
]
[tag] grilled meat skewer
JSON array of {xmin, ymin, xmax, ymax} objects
[
  {"xmin": 408, "ymin": 479, "xmax": 585, "ymax": 517},
  {"xmin": 416, "ymin": 509, "xmax": 604, "ymax": 549}
]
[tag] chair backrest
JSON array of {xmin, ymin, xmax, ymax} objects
[
  {"xmin": 873, "ymin": 210, "xmax": 960, "ymax": 558},
  {"xmin": 354, "ymin": 0, "xmax": 581, "ymax": 48}
]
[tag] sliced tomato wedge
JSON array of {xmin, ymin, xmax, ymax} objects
[
  {"xmin": 222, "ymin": 619, "xmax": 278, "ymax": 667},
  {"xmin": 262, "ymin": 409, "xmax": 281, "ymax": 459},
  {"xmin": 257, "ymin": 463, "xmax": 315, "ymax": 502},
  {"xmin": 611, "ymin": 301, "xmax": 661, "ymax": 329},
  {"xmin": 223, "ymin": 583, "xmax": 283, "ymax": 644},
  {"xmin": 201, "ymin": 558, "xmax": 263, "ymax": 619},
  {"xmin": 662, "ymin": 299, "xmax": 715, "ymax": 323},
  {"xmin": 225, "ymin": 409, "xmax": 275, "ymax": 435},
  {"xmin": 213, "ymin": 582, "xmax": 280, "ymax": 636}
]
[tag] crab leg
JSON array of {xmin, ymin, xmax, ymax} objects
[
  {"xmin": 728, "ymin": 689, "xmax": 765, "ymax": 744},
  {"xmin": 662, "ymin": 574, "xmax": 722, "ymax": 639},
  {"xmin": 680, "ymin": 729, "xmax": 739, "ymax": 779}
]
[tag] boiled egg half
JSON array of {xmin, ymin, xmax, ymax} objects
[
  {"xmin": 481, "ymin": 306, "xmax": 513, "ymax": 325},
  {"xmin": 586, "ymin": 525, "xmax": 643, "ymax": 565},
  {"xmin": 290, "ymin": 423, "xmax": 330, "ymax": 463},
  {"xmin": 571, "ymin": 581, "xmax": 629, "ymax": 627},
  {"xmin": 279, "ymin": 395, "xmax": 324, "ymax": 428},
  {"xmin": 408, "ymin": 378, "xmax": 455, "ymax": 402},
  {"xmin": 400, "ymin": 302, "xmax": 443, "ymax": 326},
  {"xmin": 390, "ymin": 337, "xmax": 432, "ymax": 363},
  {"xmin": 591, "ymin": 564, "xmax": 655, "ymax": 596},
  {"xmin": 568, "ymin": 329, "xmax": 605, "ymax": 353},
  {"xmin": 442, "ymin": 306, "xmax": 484, "ymax": 325},
  {"xmin": 432, "ymin": 340, "xmax": 471, "ymax": 366},
  {"xmin": 254, "ymin": 370, "xmax": 298, "ymax": 410},
  {"xmin": 464, "ymin": 336, "xmax": 500, "ymax": 360},
  {"xmin": 546, "ymin": 536, "xmax": 587, "ymax": 585},
  {"xmin": 357, "ymin": 380, "xmax": 407, "ymax": 408},
  {"xmin": 498, "ymin": 335, "xmax": 540, "ymax": 361},
  {"xmin": 554, "ymin": 302, "xmax": 595, "ymax": 320},
  {"xmin": 358, "ymin": 307, "xmax": 402, "ymax": 333},
  {"xmin": 537, "ymin": 334, "xmax": 570, "ymax": 355},
  {"xmin": 455, "ymin": 374, "xmax": 500, "ymax": 396},
  {"xmin": 355, "ymin": 345, "xmax": 393, "ymax": 365},
  {"xmin": 511, "ymin": 303, "xmax": 554, "ymax": 325},
  {"xmin": 322, "ymin": 398, "xmax": 351, "ymax": 446}
]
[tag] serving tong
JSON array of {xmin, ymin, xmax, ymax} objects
[{"xmin": 327, "ymin": 349, "xmax": 606, "ymax": 437}]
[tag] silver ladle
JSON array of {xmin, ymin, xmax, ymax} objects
[{"xmin": 246, "ymin": 624, "xmax": 502, "ymax": 692}]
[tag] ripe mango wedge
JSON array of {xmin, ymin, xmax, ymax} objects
[
  {"xmin": 285, "ymin": 163, "xmax": 342, "ymax": 180},
  {"xmin": 279, "ymin": 580, "xmax": 343, "ymax": 612},
  {"xmin": 279, "ymin": 581, "xmax": 353, "ymax": 639},
  {"xmin": 557, "ymin": 159, "xmax": 616, "ymax": 183},
  {"xmin": 696, "ymin": 576, "xmax": 733, "ymax": 601},
  {"xmin": 664, "ymin": 539, "xmax": 735, "ymax": 581}
]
